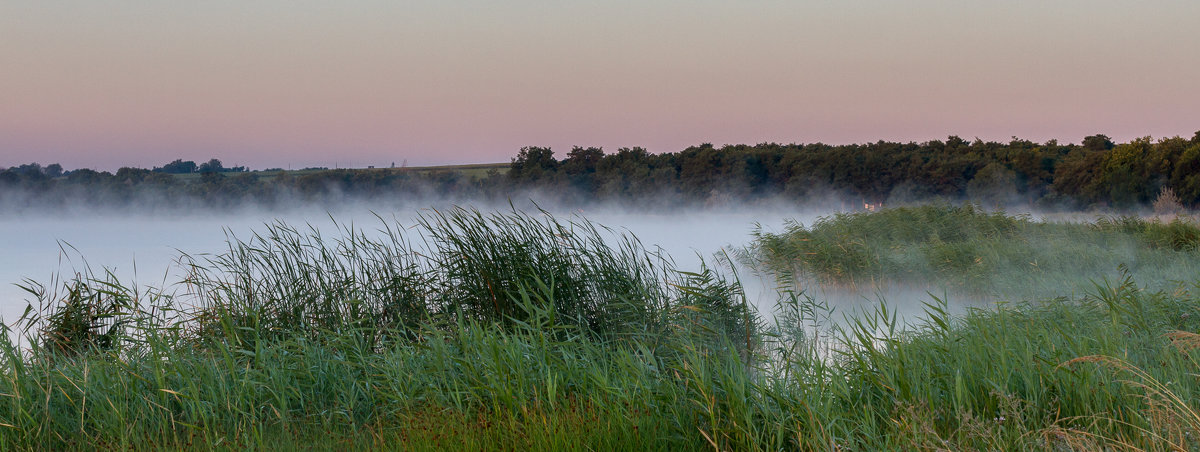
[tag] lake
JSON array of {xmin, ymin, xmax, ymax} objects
[{"xmin": 0, "ymin": 204, "xmax": 820, "ymax": 331}]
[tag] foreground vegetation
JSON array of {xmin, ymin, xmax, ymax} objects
[{"xmin": 3, "ymin": 207, "xmax": 1200, "ymax": 450}]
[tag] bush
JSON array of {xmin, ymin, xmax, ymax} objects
[{"xmin": 1153, "ymin": 186, "xmax": 1184, "ymax": 215}]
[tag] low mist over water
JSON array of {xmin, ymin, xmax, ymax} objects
[
  {"xmin": 0, "ymin": 202, "xmax": 816, "ymax": 327},
  {"xmin": 5, "ymin": 200, "xmax": 1195, "ymax": 336}
]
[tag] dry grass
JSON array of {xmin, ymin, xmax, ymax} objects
[{"xmin": 1058, "ymin": 351, "xmax": 1200, "ymax": 451}]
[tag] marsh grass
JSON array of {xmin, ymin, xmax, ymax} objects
[
  {"xmin": 2, "ymin": 206, "xmax": 1200, "ymax": 450},
  {"xmin": 745, "ymin": 204, "xmax": 1200, "ymax": 301},
  {"xmin": 173, "ymin": 206, "xmax": 753, "ymax": 352}
]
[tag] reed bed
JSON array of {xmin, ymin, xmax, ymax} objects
[
  {"xmin": 2, "ymin": 206, "xmax": 1200, "ymax": 450},
  {"xmin": 744, "ymin": 204, "xmax": 1200, "ymax": 301}
]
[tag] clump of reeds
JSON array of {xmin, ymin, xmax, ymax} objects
[
  {"xmin": 11, "ymin": 244, "xmax": 146, "ymax": 358},
  {"xmin": 173, "ymin": 206, "xmax": 754, "ymax": 352},
  {"xmin": 1094, "ymin": 215, "xmax": 1200, "ymax": 252},
  {"xmin": 745, "ymin": 204, "xmax": 1200, "ymax": 301},
  {"xmin": 744, "ymin": 204, "xmax": 1024, "ymax": 287}
]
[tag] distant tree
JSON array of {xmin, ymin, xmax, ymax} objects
[
  {"xmin": 198, "ymin": 159, "xmax": 224, "ymax": 173},
  {"xmin": 509, "ymin": 146, "xmax": 559, "ymax": 184},
  {"xmin": 115, "ymin": 167, "xmax": 150, "ymax": 184},
  {"xmin": 677, "ymin": 143, "xmax": 722, "ymax": 200},
  {"xmin": 1170, "ymin": 143, "xmax": 1200, "ymax": 206},
  {"xmin": 563, "ymin": 146, "xmax": 604, "ymax": 173},
  {"xmin": 157, "ymin": 159, "xmax": 198, "ymax": 174},
  {"xmin": 63, "ymin": 168, "xmax": 104, "ymax": 185},
  {"xmin": 1099, "ymin": 138, "xmax": 1154, "ymax": 206},
  {"xmin": 14, "ymin": 163, "xmax": 43, "ymax": 177},
  {"xmin": 1052, "ymin": 147, "xmax": 1107, "ymax": 205},
  {"xmin": 561, "ymin": 146, "xmax": 604, "ymax": 196},
  {"xmin": 596, "ymin": 147, "xmax": 655, "ymax": 199},
  {"xmin": 1082, "ymin": 134, "xmax": 1115, "ymax": 152},
  {"xmin": 44, "ymin": 164, "xmax": 64, "ymax": 178},
  {"xmin": 1008, "ymin": 146, "xmax": 1055, "ymax": 202},
  {"xmin": 966, "ymin": 162, "xmax": 1018, "ymax": 206}
]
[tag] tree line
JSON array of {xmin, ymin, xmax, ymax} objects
[
  {"xmin": 154, "ymin": 158, "xmax": 248, "ymax": 174},
  {"xmin": 0, "ymin": 160, "xmax": 490, "ymax": 211},
  {"xmin": 3, "ymin": 133, "xmax": 1199, "ymax": 212},
  {"xmin": 509, "ymin": 133, "xmax": 1200, "ymax": 209}
]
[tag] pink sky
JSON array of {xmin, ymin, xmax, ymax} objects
[{"xmin": 2, "ymin": 1, "xmax": 1198, "ymax": 171}]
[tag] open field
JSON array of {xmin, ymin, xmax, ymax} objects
[
  {"xmin": 403, "ymin": 162, "xmax": 510, "ymax": 179},
  {"xmin": 3, "ymin": 206, "xmax": 1200, "ymax": 450}
]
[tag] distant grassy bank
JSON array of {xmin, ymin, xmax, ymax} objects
[
  {"xmin": 744, "ymin": 204, "xmax": 1200, "ymax": 302},
  {"xmin": 3, "ymin": 207, "xmax": 1200, "ymax": 450}
]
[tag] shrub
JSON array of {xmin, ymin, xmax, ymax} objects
[{"xmin": 1153, "ymin": 186, "xmax": 1184, "ymax": 215}]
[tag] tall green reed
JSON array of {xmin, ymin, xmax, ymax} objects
[{"xmin": 174, "ymin": 206, "xmax": 753, "ymax": 351}]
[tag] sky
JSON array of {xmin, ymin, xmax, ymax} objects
[{"xmin": 2, "ymin": 1, "xmax": 1198, "ymax": 171}]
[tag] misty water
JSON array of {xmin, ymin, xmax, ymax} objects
[
  {"xmin": 0, "ymin": 203, "xmax": 1137, "ymax": 338},
  {"xmin": 0, "ymin": 205, "xmax": 818, "ymax": 329}
]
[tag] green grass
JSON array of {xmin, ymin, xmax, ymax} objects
[
  {"xmin": 403, "ymin": 162, "xmax": 509, "ymax": 180},
  {"xmin": 743, "ymin": 204, "xmax": 1200, "ymax": 301},
  {"xmin": 4, "ymin": 206, "xmax": 1200, "ymax": 450}
]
